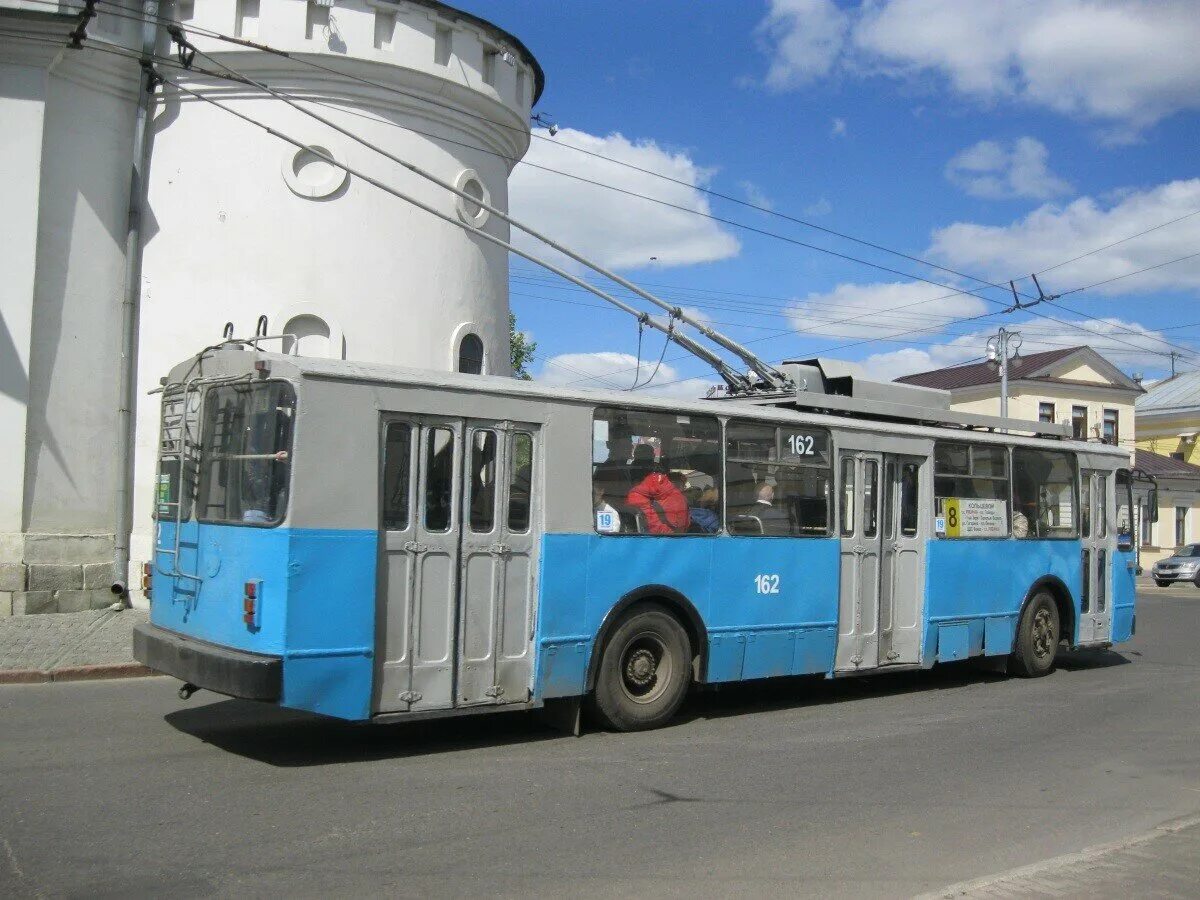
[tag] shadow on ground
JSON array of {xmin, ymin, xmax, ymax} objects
[{"xmin": 164, "ymin": 647, "xmax": 1129, "ymax": 767}]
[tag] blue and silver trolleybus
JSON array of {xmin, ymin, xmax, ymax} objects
[{"xmin": 135, "ymin": 346, "xmax": 1151, "ymax": 731}]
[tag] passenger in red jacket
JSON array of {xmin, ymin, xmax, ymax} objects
[{"xmin": 627, "ymin": 463, "xmax": 689, "ymax": 534}]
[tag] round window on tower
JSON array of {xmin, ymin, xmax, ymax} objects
[
  {"xmin": 458, "ymin": 332, "xmax": 485, "ymax": 375},
  {"xmin": 454, "ymin": 169, "xmax": 490, "ymax": 228},
  {"xmin": 282, "ymin": 145, "xmax": 349, "ymax": 199}
]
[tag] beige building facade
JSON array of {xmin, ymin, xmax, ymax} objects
[
  {"xmin": 1134, "ymin": 371, "xmax": 1200, "ymax": 566},
  {"xmin": 896, "ymin": 346, "xmax": 1142, "ymax": 461}
]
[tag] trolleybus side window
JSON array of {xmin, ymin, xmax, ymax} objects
[
  {"xmin": 840, "ymin": 458, "xmax": 855, "ymax": 536},
  {"xmin": 1011, "ymin": 448, "xmax": 1077, "ymax": 539},
  {"xmin": 726, "ymin": 422, "xmax": 831, "ymax": 536},
  {"xmin": 900, "ymin": 462, "xmax": 919, "ymax": 537},
  {"xmin": 468, "ymin": 429, "xmax": 498, "ymax": 533},
  {"xmin": 933, "ymin": 441, "xmax": 1010, "ymax": 538},
  {"xmin": 507, "ymin": 432, "xmax": 533, "ymax": 533},
  {"xmin": 592, "ymin": 407, "xmax": 721, "ymax": 535},
  {"xmin": 196, "ymin": 381, "xmax": 295, "ymax": 526},
  {"xmin": 424, "ymin": 427, "xmax": 455, "ymax": 533},
  {"xmin": 382, "ymin": 422, "xmax": 412, "ymax": 531}
]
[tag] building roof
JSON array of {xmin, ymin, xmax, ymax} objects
[
  {"xmin": 406, "ymin": 0, "xmax": 545, "ymax": 103},
  {"xmin": 1135, "ymin": 448, "xmax": 1200, "ymax": 478},
  {"xmin": 894, "ymin": 345, "xmax": 1143, "ymax": 394},
  {"xmin": 895, "ymin": 347, "xmax": 1079, "ymax": 390},
  {"xmin": 1136, "ymin": 369, "xmax": 1200, "ymax": 415}
]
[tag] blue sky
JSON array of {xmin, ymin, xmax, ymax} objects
[{"xmin": 454, "ymin": 0, "xmax": 1200, "ymax": 394}]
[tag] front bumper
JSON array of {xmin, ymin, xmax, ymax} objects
[
  {"xmin": 133, "ymin": 623, "xmax": 282, "ymax": 700},
  {"xmin": 1152, "ymin": 568, "xmax": 1198, "ymax": 583}
]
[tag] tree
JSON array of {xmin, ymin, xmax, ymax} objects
[{"xmin": 509, "ymin": 312, "xmax": 537, "ymax": 380}]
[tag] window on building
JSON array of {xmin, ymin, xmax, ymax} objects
[
  {"xmin": 933, "ymin": 442, "xmax": 1010, "ymax": 538},
  {"xmin": 197, "ymin": 382, "xmax": 295, "ymax": 526},
  {"xmin": 282, "ymin": 314, "xmax": 332, "ymax": 358},
  {"xmin": 725, "ymin": 422, "xmax": 832, "ymax": 536},
  {"xmin": 482, "ymin": 49, "xmax": 498, "ymax": 86},
  {"xmin": 1140, "ymin": 496, "xmax": 1154, "ymax": 547},
  {"xmin": 1011, "ymin": 448, "xmax": 1077, "ymax": 538},
  {"xmin": 1178, "ymin": 507, "xmax": 1189, "ymax": 547},
  {"xmin": 1072, "ymin": 406, "xmax": 1088, "ymax": 440},
  {"xmin": 458, "ymin": 333, "xmax": 484, "ymax": 375},
  {"xmin": 1102, "ymin": 409, "xmax": 1119, "ymax": 446},
  {"xmin": 592, "ymin": 407, "xmax": 721, "ymax": 535},
  {"xmin": 1038, "ymin": 402, "xmax": 1056, "ymax": 423}
]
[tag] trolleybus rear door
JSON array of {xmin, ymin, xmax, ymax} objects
[
  {"xmin": 1079, "ymin": 469, "xmax": 1112, "ymax": 644},
  {"xmin": 836, "ymin": 451, "xmax": 883, "ymax": 671},
  {"xmin": 458, "ymin": 422, "xmax": 540, "ymax": 706},
  {"xmin": 376, "ymin": 417, "xmax": 463, "ymax": 713},
  {"xmin": 879, "ymin": 456, "xmax": 926, "ymax": 666}
]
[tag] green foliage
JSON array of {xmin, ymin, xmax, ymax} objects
[{"xmin": 509, "ymin": 312, "xmax": 537, "ymax": 381}]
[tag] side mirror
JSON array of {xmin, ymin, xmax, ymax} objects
[{"xmin": 1117, "ymin": 533, "xmax": 1134, "ymax": 552}]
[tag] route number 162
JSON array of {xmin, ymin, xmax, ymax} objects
[{"xmin": 754, "ymin": 573, "xmax": 780, "ymax": 595}]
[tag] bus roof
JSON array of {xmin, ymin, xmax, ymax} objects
[{"xmin": 169, "ymin": 346, "xmax": 1132, "ymax": 461}]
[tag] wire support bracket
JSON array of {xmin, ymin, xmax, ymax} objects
[{"xmin": 67, "ymin": 0, "xmax": 97, "ymax": 49}]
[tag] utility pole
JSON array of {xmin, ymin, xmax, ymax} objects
[
  {"xmin": 987, "ymin": 327, "xmax": 1023, "ymax": 422},
  {"xmin": 1169, "ymin": 350, "xmax": 1181, "ymax": 377}
]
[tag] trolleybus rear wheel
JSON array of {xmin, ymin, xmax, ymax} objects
[
  {"xmin": 589, "ymin": 604, "xmax": 691, "ymax": 731},
  {"xmin": 1008, "ymin": 591, "xmax": 1060, "ymax": 677}
]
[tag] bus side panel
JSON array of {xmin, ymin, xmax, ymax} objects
[
  {"xmin": 281, "ymin": 528, "xmax": 378, "ymax": 721},
  {"xmin": 151, "ymin": 522, "xmax": 290, "ymax": 655},
  {"xmin": 534, "ymin": 534, "xmax": 840, "ymax": 699},
  {"xmin": 923, "ymin": 539, "xmax": 1083, "ymax": 663}
]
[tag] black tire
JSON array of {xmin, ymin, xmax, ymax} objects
[
  {"xmin": 1008, "ymin": 591, "xmax": 1060, "ymax": 677},
  {"xmin": 588, "ymin": 604, "xmax": 691, "ymax": 731},
  {"xmin": 1156, "ymin": 579, "xmax": 1171, "ymax": 587}
]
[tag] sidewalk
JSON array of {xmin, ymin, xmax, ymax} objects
[
  {"xmin": 0, "ymin": 608, "xmax": 156, "ymax": 684},
  {"xmin": 923, "ymin": 813, "xmax": 1200, "ymax": 898}
]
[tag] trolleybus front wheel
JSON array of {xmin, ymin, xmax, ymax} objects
[
  {"xmin": 1008, "ymin": 591, "xmax": 1060, "ymax": 677},
  {"xmin": 589, "ymin": 604, "xmax": 691, "ymax": 731}
]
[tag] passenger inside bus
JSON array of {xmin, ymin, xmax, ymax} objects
[{"xmin": 626, "ymin": 452, "xmax": 689, "ymax": 534}]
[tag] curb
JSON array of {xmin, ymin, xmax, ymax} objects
[
  {"xmin": 918, "ymin": 811, "xmax": 1200, "ymax": 899},
  {"xmin": 0, "ymin": 664, "xmax": 161, "ymax": 685}
]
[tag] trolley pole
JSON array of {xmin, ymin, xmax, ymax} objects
[{"xmin": 987, "ymin": 327, "xmax": 1022, "ymax": 424}]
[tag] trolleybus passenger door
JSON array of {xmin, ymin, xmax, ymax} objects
[
  {"xmin": 836, "ymin": 451, "xmax": 883, "ymax": 671},
  {"xmin": 1079, "ymin": 470, "xmax": 1112, "ymax": 644},
  {"xmin": 376, "ymin": 417, "xmax": 463, "ymax": 713},
  {"xmin": 878, "ymin": 456, "xmax": 926, "ymax": 666},
  {"xmin": 458, "ymin": 422, "xmax": 540, "ymax": 706}
]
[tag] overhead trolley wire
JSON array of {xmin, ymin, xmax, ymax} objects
[{"xmin": 22, "ymin": 2, "xmax": 1200, "ymax": 375}]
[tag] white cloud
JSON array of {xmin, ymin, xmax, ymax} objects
[
  {"xmin": 509, "ymin": 128, "xmax": 740, "ymax": 272},
  {"xmin": 862, "ymin": 317, "xmax": 1178, "ymax": 382},
  {"xmin": 830, "ymin": 116, "xmax": 848, "ymax": 137},
  {"xmin": 931, "ymin": 179, "xmax": 1200, "ymax": 294},
  {"xmin": 758, "ymin": 0, "xmax": 849, "ymax": 89},
  {"xmin": 537, "ymin": 351, "xmax": 715, "ymax": 398},
  {"xmin": 756, "ymin": 0, "xmax": 1200, "ymax": 130},
  {"xmin": 945, "ymin": 137, "xmax": 1071, "ymax": 200},
  {"xmin": 804, "ymin": 197, "xmax": 833, "ymax": 217},
  {"xmin": 787, "ymin": 280, "xmax": 989, "ymax": 340},
  {"xmin": 738, "ymin": 180, "xmax": 774, "ymax": 211}
]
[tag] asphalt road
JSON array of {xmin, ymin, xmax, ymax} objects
[{"xmin": 2, "ymin": 588, "xmax": 1198, "ymax": 899}]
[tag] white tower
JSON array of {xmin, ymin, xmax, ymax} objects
[{"xmin": 0, "ymin": 0, "xmax": 542, "ymax": 611}]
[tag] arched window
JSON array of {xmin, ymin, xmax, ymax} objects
[
  {"xmin": 283, "ymin": 314, "xmax": 332, "ymax": 357},
  {"xmin": 458, "ymin": 333, "xmax": 484, "ymax": 375}
]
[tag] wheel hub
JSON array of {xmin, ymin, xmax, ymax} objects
[
  {"xmin": 625, "ymin": 648, "xmax": 657, "ymax": 687},
  {"xmin": 1032, "ymin": 608, "xmax": 1054, "ymax": 658}
]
